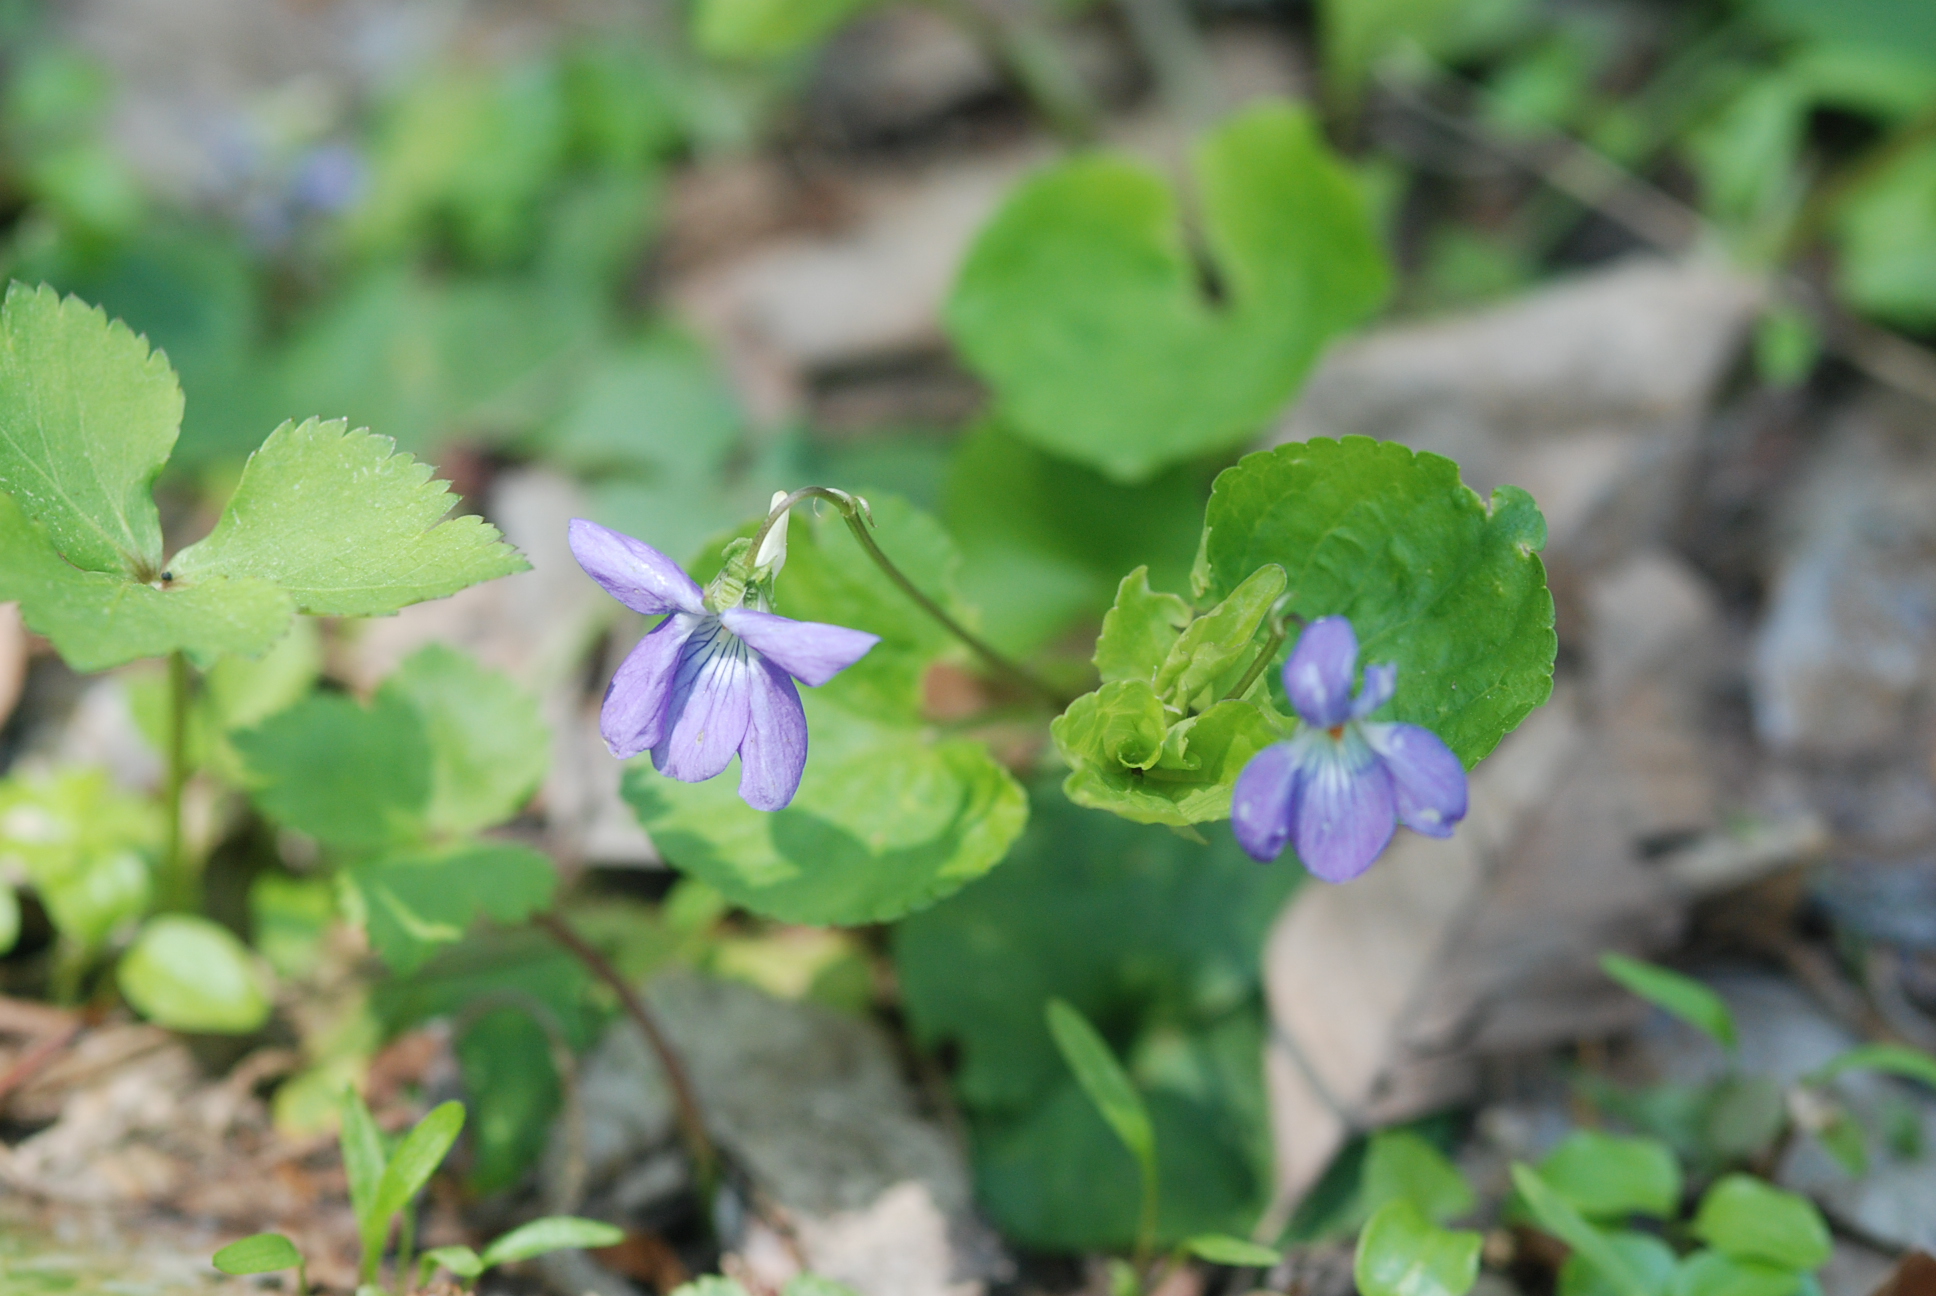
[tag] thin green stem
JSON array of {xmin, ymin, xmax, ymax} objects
[
  {"xmin": 296, "ymin": 1257, "xmax": 310, "ymax": 1296},
  {"xmin": 1131, "ymin": 1159, "xmax": 1160, "ymax": 1278},
  {"xmin": 159, "ymin": 651, "xmax": 193, "ymax": 912},
  {"xmin": 394, "ymin": 1208, "xmax": 416, "ymax": 1296},
  {"xmin": 753, "ymin": 487, "xmax": 1073, "ymax": 708}
]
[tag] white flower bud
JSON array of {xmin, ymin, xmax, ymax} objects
[{"xmin": 755, "ymin": 490, "xmax": 791, "ymax": 576}]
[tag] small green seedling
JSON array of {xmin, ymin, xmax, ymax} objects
[
  {"xmin": 213, "ymin": 1233, "xmax": 308, "ymax": 1295},
  {"xmin": 1046, "ymin": 999, "xmax": 1159, "ymax": 1268}
]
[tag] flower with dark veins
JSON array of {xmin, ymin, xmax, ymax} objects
[
  {"xmin": 1230, "ymin": 616, "xmax": 1467, "ymax": 881},
  {"xmin": 569, "ymin": 514, "xmax": 880, "ymax": 811}
]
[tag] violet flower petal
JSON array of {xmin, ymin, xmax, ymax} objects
[
  {"xmin": 738, "ymin": 655, "xmax": 809, "ymax": 811},
  {"xmin": 1231, "ymin": 740, "xmax": 1301, "ymax": 863},
  {"xmin": 601, "ymin": 614, "xmax": 698, "ymax": 758},
  {"xmin": 720, "ymin": 608, "xmax": 880, "ymax": 687},
  {"xmin": 1350, "ymin": 662, "xmax": 1398, "ymax": 719},
  {"xmin": 1364, "ymin": 722, "xmax": 1468, "ymax": 838},
  {"xmin": 1292, "ymin": 740, "xmax": 1396, "ymax": 883},
  {"xmin": 569, "ymin": 518, "xmax": 705, "ymax": 617},
  {"xmin": 1283, "ymin": 616, "xmax": 1359, "ymax": 728},
  {"xmin": 651, "ymin": 620, "xmax": 754, "ymax": 783}
]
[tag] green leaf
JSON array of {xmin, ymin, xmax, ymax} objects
[
  {"xmin": 1705, "ymin": 1076, "xmax": 1786, "ymax": 1160},
  {"xmin": 1690, "ymin": 1175, "xmax": 1830, "ymax": 1272},
  {"xmin": 234, "ymin": 690, "xmax": 431, "ymax": 850},
  {"xmin": 1362, "ymin": 1129, "xmax": 1476, "ymax": 1224},
  {"xmin": 1560, "ymin": 1233, "xmax": 1678, "ymax": 1296},
  {"xmin": 1536, "ymin": 1130, "xmax": 1681, "ymax": 1221},
  {"xmin": 170, "ymin": 418, "xmax": 528, "ymax": 617},
  {"xmin": 0, "ymin": 766, "xmax": 158, "ymax": 948},
  {"xmin": 118, "ymin": 914, "xmax": 271, "ymax": 1034},
  {"xmin": 947, "ymin": 103, "xmax": 1389, "ymax": 482},
  {"xmin": 1096, "ymin": 568, "xmax": 1193, "ymax": 686},
  {"xmin": 1055, "ymin": 690, "xmax": 1280, "ymax": 827},
  {"xmin": 1151, "ymin": 565, "xmax": 1287, "ymax": 710},
  {"xmin": 0, "ymin": 283, "xmax": 177, "ymax": 575},
  {"xmin": 419, "ymin": 1245, "xmax": 484, "ymax": 1281},
  {"xmin": 1600, "ymin": 954, "xmax": 1738, "ymax": 1050},
  {"xmin": 1187, "ymin": 1235, "xmax": 1282, "ymax": 1266},
  {"xmin": 1046, "ymin": 999, "xmax": 1157, "ymax": 1176},
  {"xmin": 479, "ymin": 1216, "xmax": 625, "ymax": 1267},
  {"xmin": 457, "ymin": 1007, "xmax": 563, "ymax": 1193},
  {"xmin": 379, "ymin": 644, "xmax": 549, "ymax": 836},
  {"xmin": 1196, "ymin": 437, "xmax": 1555, "ymax": 766},
  {"xmin": 1812, "ymin": 1041, "xmax": 1936, "ymax": 1089},
  {"xmin": 211, "ymin": 1233, "xmax": 303, "ymax": 1276},
  {"xmin": 1354, "ymin": 1199, "xmax": 1483, "ymax": 1296},
  {"xmin": 339, "ymin": 1087, "xmax": 388, "ymax": 1264},
  {"xmin": 351, "ymin": 842, "xmax": 558, "ymax": 974},
  {"xmin": 373, "ymin": 1100, "xmax": 465, "ymax": 1223},
  {"xmin": 1815, "ymin": 1108, "xmax": 1870, "ymax": 1177},
  {"xmin": 622, "ymin": 696, "xmax": 1027, "ymax": 925},
  {"xmin": 1671, "ymin": 1251, "xmax": 1806, "ymax": 1296},
  {"xmin": 0, "ymin": 885, "xmax": 17, "ymax": 957},
  {"xmin": 0, "ymin": 490, "xmax": 293, "ymax": 672},
  {"xmin": 693, "ymin": 0, "xmax": 878, "ymax": 58},
  {"xmin": 1512, "ymin": 1164, "xmax": 1651, "ymax": 1296}
]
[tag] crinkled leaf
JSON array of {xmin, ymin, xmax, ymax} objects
[
  {"xmin": 1197, "ymin": 437, "xmax": 1555, "ymax": 765},
  {"xmin": 623, "ymin": 696, "xmax": 1027, "ymax": 925},
  {"xmin": 1601, "ymin": 954, "xmax": 1738, "ymax": 1050},
  {"xmin": 350, "ymin": 842, "xmax": 558, "ymax": 974},
  {"xmin": 1095, "ymin": 567, "xmax": 1193, "ymax": 686},
  {"xmin": 211, "ymin": 1233, "xmax": 303, "ymax": 1276},
  {"xmin": 378, "ymin": 644, "xmax": 549, "ymax": 836},
  {"xmin": 0, "ymin": 282, "xmax": 176, "ymax": 575},
  {"xmin": 0, "ymin": 490, "xmax": 293, "ymax": 672},
  {"xmin": 1354, "ymin": 1199, "xmax": 1483, "ymax": 1296},
  {"xmin": 1690, "ymin": 1175, "xmax": 1830, "ymax": 1272},
  {"xmin": 1560, "ymin": 1233, "xmax": 1679, "ymax": 1296},
  {"xmin": 1362, "ymin": 1129, "xmax": 1476, "ymax": 1224},
  {"xmin": 1538, "ymin": 1130, "xmax": 1681, "ymax": 1221},
  {"xmin": 479, "ymin": 1216, "xmax": 624, "ymax": 1267},
  {"xmin": 1670, "ymin": 1251, "xmax": 1806, "ymax": 1296},
  {"xmin": 1056, "ymin": 692, "xmax": 1279, "ymax": 827},
  {"xmin": 233, "ymin": 690, "xmax": 431, "ymax": 851},
  {"xmin": 1513, "ymin": 1164, "xmax": 1651, "ymax": 1296},
  {"xmin": 947, "ymin": 103, "xmax": 1389, "ymax": 482},
  {"xmin": 171, "ymin": 418, "xmax": 528, "ymax": 617},
  {"xmin": 1152, "ymin": 564, "xmax": 1286, "ymax": 710},
  {"xmin": 1046, "ymin": 998, "xmax": 1157, "ymax": 1177},
  {"xmin": 118, "ymin": 914, "xmax": 271, "ymax": 1034}
]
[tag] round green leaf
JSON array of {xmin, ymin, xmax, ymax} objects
[
  {"xmin": 1354, "ymin": 1199, "xmax": 1482, "ymax": 1296},
  {"xmin": 1670, "ymin": 1251, "xmax": 1806, "ymax": 1296},
  {"xmin": 623, "ymin": 696, "xmax": 1028, "ymax": 925},
  {"xmin": 1197, "ymin": 437, "xmax": 1555, "ymax": 765},
  {"xmin": 947, "ymin": 104, "xmax": 1389, "ymax": 482},
  {"xmin": 1690, "ymin": 1175, "xmax": 1831, "ymax": 1272},
  {"xmin": 378, "ymin": 644, "xmax": 549, "ymax": 837},
  {"xmin": 1537, "ymin": 1130, "xmax": 1681, "ymax": 1221},
  {"xmin": 119, "ymin": 915, "xmax": 271, "ymax": 1034},
  {"xmin": 1362, "ymin": 1130, "xmax": 1477, "ymax": 1224},
  {"xmin": 211, "ymin": 1233, "xmax": 303, "ymax": 1276},
  {"xmin": 1560, "ymin": 1232, "xmax": 1678, "ymax": 1296}
]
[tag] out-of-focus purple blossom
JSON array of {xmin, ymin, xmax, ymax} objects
[
  {"xmin": 1230, "ymin": 616, "xmax": 1467, "ymax": 882},
  {"xmin": 290, "ymin": 142, "xmax": 364, "ymax": 214},
  {"xmin": 569, "ymin": 518, "xmax": 879, "ymax": 811}
]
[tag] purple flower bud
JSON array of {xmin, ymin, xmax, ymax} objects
[
  {"xmin": 1230, "ymin": 616, "xmax": 1467, "ymax": 881},
  {"xmin": 570, "ymin": 518, "xmax": 880, "ymax": 811}
]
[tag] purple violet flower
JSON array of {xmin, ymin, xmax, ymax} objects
[
  {"xmin": 1230, "ymin": 616, "xmax": 1468, "ymax": 882},
  {"xmin": 570, "ymin": 517, "xmax": 880, "ymax": 812}
]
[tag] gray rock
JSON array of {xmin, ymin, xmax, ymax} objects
[
  {"xmin": 549, "ymin": 972, "xmax": 1004, "ymax": 1296},
  {"xmin": 1751, "ymin": 394, "xmax": 1936, "ymax": 758}
]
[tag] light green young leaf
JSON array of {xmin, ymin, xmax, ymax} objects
[
  {"xmin": 1056, "ymin": 693, "xmax": 1279, "ymax": 827},
  {"xmin": 1095, "ymin": 567, "xmax": 1192, "ymax": 686},
  {"xmin": 1054, "ymin": 680, "xmax": 1172, "ymax": 775},
  {"xmin": 622, "ymin": 694, "xmax": 1027, "ymax": 925},
  {"xmin": 373, "ymin": 1100, "xmax": 466, "ymax": 1223},
  {"xmin": 0, "ymin": 490, "xmax": 293, "ymax": 672},
  {"xmin": 1187, "ymin": 1234, "xmax": 1281, "ymax": 1266},
  {"xmin": 0, "ymin": 282, "xmax": 177, "ymax": 575},
  {"xmin": 1151, "ymin": 564, "xmax": 1286, "ymax": 710},
  {"xmin": 1559, "ymin": 1233, "xmax": 1678, "ymax": 1296},
  {"xmin": 693, "ymin": 0, "xmax": 878, "ymax": 58},
  {"xmin": 351, "ymin": 842, "xmax": 558, "ymax": 974},
  {"xmin": 1670, "ymin": 1251, "xmax": 1806, "ymax": 1296},
  {"xmin": 1362, "ymin": 1129, "xmax": 1476, "ymax": 1224},
  {"xmin": 0, "ymin": 766, "xmax": 159, "ymax": 948},
  {"xmin": 233, "ymin": 690, "xmax": 431, "ymax": 851},
  {"xmin": 211, "ymin": 1233, "xmax": 304, "ymax": 1276},
  {"xmin": 1812, "ymin": 1041, "xmax": 1936, "ymax": 1089},
  {"xmin": 1537, "ymin": 1130, "xmax": 1681, "ymax": 1221},
  {"xmin": 340, "ymin": 1087, "xmax": 389, "ymax": 1267},
  {"xmin": 418, "ymin": 1245, "xmax": 484, "ymax": 1281},
  {"xmin": 947, "ymin": 103, "xmax": 1389, "ymax": 482},
  {"xmin": 1511, "ymin": 1164, "xmax": 1650, "ymax": 1296},
  {"xmin": 1690, "ymin": 1175, "xmax": 1831, "ymax": 1272},
  {"xmin": 1196, "ymin": 437, "xmax": 1554, "ymax": 766},
  {"xmin": 1045, "ymin": 998, "xmax": 1157, "ymax": 1178},
  {"xmin": 118, "ymin": 914, "xmax": 271, "ymax": 1034},
  {"xmin": 378, "ymin": 644, "xmax": 549, "ymax": 836},
  {"xmin": 1601, "ymin": 954, "xmax": 1738, "ymax": 1050},
  {"xmin": 478, "ymin": 1216, "xmax": 625, "ymax": 1267},
  {"xmin": 170, "ymin": 418, "xmax": 528, "ymax": 617},
  {"xmin": 1353, "ymin": 1199, "xmax": 1483, "ymax": 1296}
]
